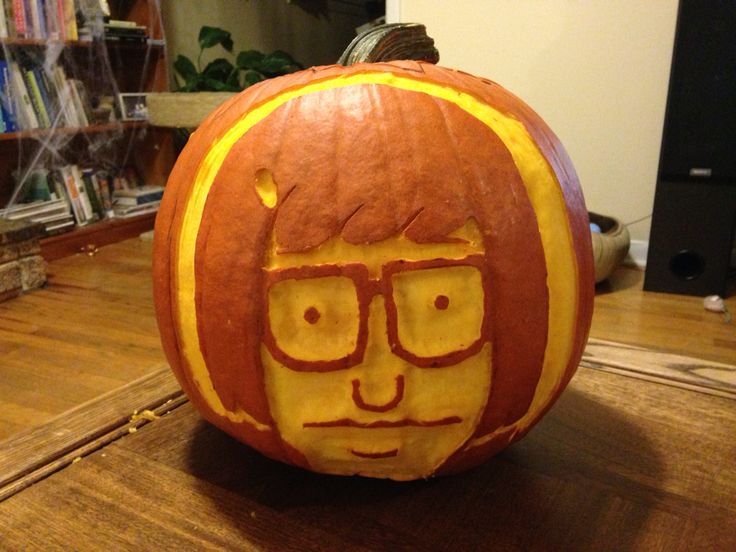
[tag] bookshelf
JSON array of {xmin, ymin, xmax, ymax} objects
[
  {"xmin": 0, "ymin": 0, "xmax": 174, "ymax": 261},
  {"xmin": 0, "ymin": 120, "xmax": 146, "ymax": 140}
]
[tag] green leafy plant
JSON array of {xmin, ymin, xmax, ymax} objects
[{"xmin": 174, "ymin": 26, "xmax": 303, "ymax": 92}]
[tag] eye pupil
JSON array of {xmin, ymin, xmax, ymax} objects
[
  {"xmin": 434, "ymin": 295, "xmax": 450, "ymax": 310},
  {"xmin": 303, "ymin": 306, "xmax": 321, "ymax": 324}
]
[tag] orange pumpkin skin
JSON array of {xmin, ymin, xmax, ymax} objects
[{"xmin": 153, "ymin": 61, "xmax": 594, "ymax": 479}]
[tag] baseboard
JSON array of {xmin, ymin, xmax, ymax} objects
[{"xmin": 623, "ymin": 239, "xmax": 649, "ymax": 269}]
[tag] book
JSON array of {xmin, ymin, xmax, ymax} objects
[
  {"xmin": 0, "ymin": 60, "xmax": 18, "ymax": 132},
  {"xmin": 44, "ymin": 217, "xmax": 74, "ymax": 234},
  {"xmin": 33, "ymin": 210, "xmax": 73, "ymax": 224},
  {"xmin": 34, "ymin": 67, "xmax": 60, "ymax": 127},
  {"xmin": 106, "ymin": 19, "xmax": 140, "ymax": 28},
  {"xmin": 48, "ymin": 169, "xmax": 70, "ymax": 205},
  {"xmin": 105, "ymin": 26, "xmax": 147, "ymax": 36},
  {"xmin": 95, "ymin": 171, "xmax": 114, "ymax": 214},
  {"xmin": 70, "ymin": 164, "xmax": 95, "ymax": 221},
  {"xmin": 2, "ymin": 197, "xmax": 72, "ymax": 236},
  {"xmin": 104, "ymin": 34, "xmax": 147, "ymax": 44},
  {"xmin": 8, "ymin": 61, "xmax": 39, "ymax": 129},
  {"xmin": 59, "ymin": 164, "xmax": 88, "ymax": 225},
  {"xmin": 62, "ymin": 0, "xmax": 75, "ymax": 40},
  {"xmin": 12, "ymin": 0, "xmax": 26, "ymax": 38},
  {"xmin": 44, "ymin": 0, "xmax": 60, "ymax": 40},
  {"xmin": 2, "ymin": 198, "xmax": 65, "ymax": 218},
  {"xmin": 51, "ymin": 65, "xmax": 76, "ymax": 127},
  {"xmin": 54, "ymin": 0, "xmax": 64, "ymax": 40},
  {"xmin": 24, "ymin": 67, "xmax": 51, "ymax": 127},
  {"xmin": 27, "ymin": 0, "xmax": 42, "ymax": 39},
  {"xmin": 44, "ymin": 217, "xmax": 74, "ymax": 235},
  {"xmin": 3, "ymin": 195, "xmax": 75, "ymax": 236},
  {"xmin": 37, "ymin": 0, "xmax": 47, "ymax": 37},
  {"xmin": 81, "ymin": 167, "xmax": 105, "ymax": 218},
  {"xmin": 0, "ymin": 0, "xmax": 9, "ymax": 38},
  {"xmin": 112, "ymin": 185, "xmax": 164, "ymax": 206},
  {"xmin": 113, "ymin": 200, "xmax": 160, "ymax": 218},
  {"xmin": 67, "ymin": 79, "xmax": 90, "ymax": 126}
]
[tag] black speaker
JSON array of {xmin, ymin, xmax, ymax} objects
[
  {"xmin": 644, "ymin": 0, "xmax": 736, "ymax": 296},
  {"xmin": 658, "ymin": 0, "xmax": 736, "ymax": 181},
  {"xmin": 645, "ymin": 181, "xmax": 736, "ymax": 296}
]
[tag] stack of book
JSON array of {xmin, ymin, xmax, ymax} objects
[
  {"xmin": 112, "ymin": 185, "xmax": 163, "ymax": 218},
  {"xmin": 2, "ymin": 168, "xmax": 74, "ymax": 234},
  {"xmin": 104, "ymin": 19, "xmax": 147, "ymax": 43},
  {"xmin": 1, "ymin": 197, "xmax": 74, "ymax": 235},
  {"xmin": 1, "ymin": 165, "xmax": 162, "ymax": 235},
  {"xmin": 0, "ymin": 58, "xmax": 93, "ymax": 132}
]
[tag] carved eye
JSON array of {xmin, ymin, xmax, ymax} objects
[
  {"xmin": 303, "ymin": 306, "xmax": 321, "ymax": 324},
  {"xmin": 390, "ymin": 265, "xmax": 484, "ymax": 358},
  {"xmin": 434, "ymin": 295, "xmax": 450, "ymax": 310}
]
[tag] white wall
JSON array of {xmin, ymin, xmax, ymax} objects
[{"xmin": 390, "ymin": 1, "xmax": 679, "ymax": 241}]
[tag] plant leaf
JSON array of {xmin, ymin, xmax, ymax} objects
[
  {"xmin": 243, "ymin": 70, "xmax": 266, "ymax": 87},
  {"xmin": 202, "ymin": 77, "xmax": 239, "ymax": 92},
  {"xmin": 236, "ymin": 50, "xmax": 265, "ymax": 70},
  {"xmin": 173, "ymin": 55, "xmax": 198, "ymax": 81},
  {"xmin": 202, "ymin": 58, "xmax": 236, "ymax": 82},
  {"xmin": 258, "ymin": 50, "xmax": 303, "ymax": 77},
  {"xmin": 225, "ymin": 70, "xmax": 241, "ymax": 90},
  {"xmin": 198, "ymin": 26, "xmax": 233, "ymax": 51}
]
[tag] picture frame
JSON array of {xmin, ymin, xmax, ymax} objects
[{"xmin": 117, "ymin": 93, "xmax": 149, "ymax": 121}]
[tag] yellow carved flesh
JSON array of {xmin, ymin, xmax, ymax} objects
[
  {"xmin": 254, "ymin": 168, "xmax": 278, "ymax": 208},
  {"xmin": 262, "ymin": 228, "xmax": 492, "ymax": 479}
]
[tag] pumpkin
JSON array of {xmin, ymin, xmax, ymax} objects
[{"xmin": 153, "ymin": 61, "xmax": 594, "ymax": 481}]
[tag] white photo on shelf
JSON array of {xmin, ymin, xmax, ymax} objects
[{"xmin": 117, "ymin": 93, "xmax": 149, "ymax": 121}]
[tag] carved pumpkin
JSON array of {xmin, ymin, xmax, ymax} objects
[{"xmin": 153, "ymin": 61, "xmax": 594, "ymax": 480}]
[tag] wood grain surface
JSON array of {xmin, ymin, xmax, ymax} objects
[
  {"xmin": 583, "ymin": 339, "xmax": 736, "ymax": 399},
  {"xmin": 0, "ymin": 238, "xmax": 166, "ymax": 439},
  {"xmin": 591, "ymin": 267, "xmax": 736, "ymax": 365},
  {"xmin": 0, "ymin": 366, "xmax": 182, "ymax": 501},
  {"xmin": 0, "ymin": 353, "xmax": 734, "ymax": 550}
]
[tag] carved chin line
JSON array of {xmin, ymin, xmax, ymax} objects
[
  {"xmin": 349, "ymin": 448, "xmax": 400, "ymax": 459},
  {"xmin": 302, "ymin": 416, "xmax": 463, "ymax": 428}
]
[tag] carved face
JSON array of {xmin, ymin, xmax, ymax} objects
[
  {"xmin": 153, "ymin": 61, "xmax": 595, "ymax": 480},
  {"xmin": 261, "ymin": 220, "xmax": 491, "ymax": 479}
]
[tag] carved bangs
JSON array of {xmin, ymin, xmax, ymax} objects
[{"xmin": 239, "ymin": 84, "xmax": 525, "ymax": 252}]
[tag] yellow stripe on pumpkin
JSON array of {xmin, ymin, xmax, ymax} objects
[{"xmin": 174, "ymin": 71, "xmax": 579, "ymax": 434}]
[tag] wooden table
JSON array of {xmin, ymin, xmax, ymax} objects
[{"xmin": 1, "ymin": 339, "xmax": 734, "ymax": 551}]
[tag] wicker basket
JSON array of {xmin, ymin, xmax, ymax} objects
[
  {"xmin": 589, "ymin": 212, "xmax": 631, "ymax": 283},
  {"xmin": 146, "ymin": 92, "xmax": 236, "ymax": 129}
]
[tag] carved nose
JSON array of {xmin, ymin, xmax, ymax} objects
[{"xmin": 351, "ymin": 375, "xmax": 405, "ymax": 412}]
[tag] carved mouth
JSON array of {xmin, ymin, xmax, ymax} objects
[
  {"xmin": 349, "ymin": 448, "xmax": 399, "ymax": 459},
  {"xmin": 303, "ymin": 416, "xmax": 462, "ymax": 429}
]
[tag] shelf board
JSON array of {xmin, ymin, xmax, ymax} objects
[
  {"xmin": 40, "ymin": 211, "xmax": 157, "ymax": 261},
  {"xmin": 0, "ymin": 37, "xmax": 165, "ymax": 49},
  {"xmin": 0, "ymin": 121, "xmax": 148, "ymax": 141}
]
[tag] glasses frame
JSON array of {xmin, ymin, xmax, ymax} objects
[{"xmin": 262, "ymin": 255, "xmax": 491, "ymax": 372}]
